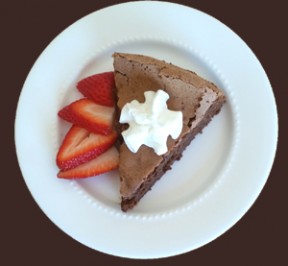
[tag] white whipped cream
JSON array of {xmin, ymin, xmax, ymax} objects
[{"xmin": 120, "ymin": 90, "xmax": 183, "ymax": 155}]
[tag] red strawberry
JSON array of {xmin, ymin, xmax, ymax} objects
[
  {"xmin": 56, "ymin": 125, "xmax": 118, "ymax": 171},
  {"xmin": 58, "ymin": 98, "xmax": 114, "ymax": 135},
  {"xmin": 57, "ymin": 146, "xmax": 119, "ymax": 179},
  {"xmin": 77, "ymin": 72, "xmax": 115, "ymax": 107}
]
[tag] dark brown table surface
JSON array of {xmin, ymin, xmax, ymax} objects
[{"xmin": 4, "ymin": 0, "xmax": 286, "ymax": 265}]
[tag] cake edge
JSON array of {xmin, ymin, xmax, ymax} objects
[{"xmin": 120, "ymin": 94, "xmax": 226, "ymax": 212}]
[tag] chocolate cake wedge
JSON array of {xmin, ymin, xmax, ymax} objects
[{"xmin": 113, "ymin": 52, "xmax": 226, "ymax": 211}]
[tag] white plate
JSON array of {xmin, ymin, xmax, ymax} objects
[{"xmin": 15, "ymin": 1, "xmax": 278, "ymax": 259}]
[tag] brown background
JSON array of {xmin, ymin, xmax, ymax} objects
[{"xmin": 3, "ymin": 0, "xmax": 286, "ymax": 265}]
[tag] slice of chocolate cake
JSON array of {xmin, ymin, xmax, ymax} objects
[{"xmin": 113, "ymin": 52, "xmax": 226, "ymax": 211}]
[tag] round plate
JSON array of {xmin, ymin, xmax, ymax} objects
[{"xmin": 15, "ymin": 1, "xmax": 278, "ymax": 259}]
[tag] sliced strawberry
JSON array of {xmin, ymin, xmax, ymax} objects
[
  {"xmin": 77, "ymin": 72, "xmax": 115, "ymax": 107},
  {"xmin": 56, "ymin": 125, "xmax": 118, "ymax": 171},
  {"xmin": 57, "ymin": 146, "xmax": 119, "ymax": 179},
  {"xmin": 58, "ymin": 98, "xmax": 114, "ymax": 135}
]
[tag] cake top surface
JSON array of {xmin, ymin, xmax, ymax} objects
[{"xmin": 113, "ymin": 52, "xmax": 225, "ymax": 199}]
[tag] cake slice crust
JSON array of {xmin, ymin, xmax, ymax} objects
[{"xmin": 113, "ymin": 53, "xmax": 226, "ymax": 211}]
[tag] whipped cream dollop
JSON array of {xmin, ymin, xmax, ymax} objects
[{"xmin": 120, "ymin": 90, "xmax": 183, "ymax": 155}]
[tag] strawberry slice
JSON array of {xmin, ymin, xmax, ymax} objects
[
  {"xmin": 77, "ymin": 72, "xmax": 115, "ymax": 107},
  {"xmin": 58, "ymin": 98, "xmax": 114, "ymax": 135},
  {"xmin": 56, "ymin": 125, "xmax": 118, "ymax": 171},
  {"xmin": 57, "ymin": 146, "xmax": 119, "ymax": 179}
]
